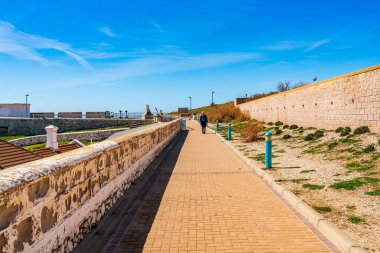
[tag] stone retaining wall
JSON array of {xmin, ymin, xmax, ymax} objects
[
  {"xmin": 237, "ymin": 65, "xmax": 380, "ymax": 133},
  {"xmin": 0, "ymin": 118, "xmax": 150, "ymax": 136},
  {"xmin": 0, "ymin": 120, "xmax": 180, "ymax": 253},
  {"xmin": 9, "ymin": 128, "xmax": 130, "ymax": 147}
]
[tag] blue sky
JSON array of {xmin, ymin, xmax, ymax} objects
[{"xmin": 0, "ymin": 0, "xmax": 379, "ymax": 113}]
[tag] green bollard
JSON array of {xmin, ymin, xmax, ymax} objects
[
  {"xmin": 216, "ymin": 120, "xmax": 219, "ymax": 131},
  {"xmin": 227, "ymin": 122, "xmax": 232, "ymax": 140},
  {"xmin": 265, "ymin": 131, "xmax": 272, "ymax": 168}
]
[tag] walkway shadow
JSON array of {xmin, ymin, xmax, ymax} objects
[{"xmin": 110, "ymin": 130, "xmax": 188, "ymax": 253}]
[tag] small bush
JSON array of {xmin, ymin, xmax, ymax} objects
[
  {"xmin": 348, "ymin": 216, "xmax": 365, "ymax": 224},
  {"xmin": 239, "ymin": 121, "xmax": 264, "ymax": 142},
  {"xmin": 290, "ymin": 178, "xmax": 309, "ymax": 184},
  {"xmin": 335, "ymin": 127, "xmax": 344, "ymax": 133},
  {"xmin": 328, "ymin": 141, "xmax": 338, "ymax": 150},
  {"xmin": 304, "ymin": 133, "xmax": 314, "ymax": 141},
  {"xmin": 363, "ymin": 144, "xmax": 375, "ymax": 153},
  {"xmin": 365, "ymin": 189, "xmax": 380, "ymax": 196},
  {"xmin": 283, "ymin": 134, "xmax": 291, "ymax": 140},
  {"xmin": 274, "ymin": 126, "xmax": 279, "ymax": 130},
  {"xmin": 275, "ymin": 121, "xmax": 283, "ymax": 126},
  {"xmin": 314, "ymin": 130, "xmax": 324, "ymax": 139},
  {"xmin": 340, "ymin": 127, "xmax": 351, "ymax": 136},
  {"xmin": 289, "ymin": 124, "xmax": 298, "ymax": 130},
  {"xmin": 353, "ymin": 126, "xmax": 370, "ymax": 135},
  {"xmin": 313, "ymin": 206, "xmax": 332, "ymax": 213},
  {"xmin": 330, "ymin": 177, "xmax": 379, "ymax": 190},
  {"xmin": 378, "ymin": 139, "xmax": 380, "ymax": 145},
  {"xmin": 267, "ymin": 122, "xmax": 274, "ymax": 126},
  {"xmin": 283, "ymin": 125, "xmax": 289, "ymax": 129},
  {"xmin": 299, "ymin": 127, "xmax": 303, "ymax": 130},
  {"xmin": 275, "ymin": 129, "xmax": 283, "ymax": 135},
  {"xmin": 303, "ymin": 184, "xmax": 324, "ymax": 190}
]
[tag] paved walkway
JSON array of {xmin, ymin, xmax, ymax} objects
[{"xmin": 110, "ymin": 120, "xmax": 331, "ymax": 252}]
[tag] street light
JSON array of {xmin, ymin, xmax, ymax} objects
[
  {"xmin": 25, "ymin": 94, "xmax": 29, "ymax": 118},
  {"xmin": 189, "ymin": 96, "xmax": 192, "ymax": 116},
  {"xmin": 211, "ymin": 91, "xmax": 215, "ymax": 106}
]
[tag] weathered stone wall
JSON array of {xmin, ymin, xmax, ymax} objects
[
  {"xmin": 0, "ymin": 118, "xmax": 151, "ymax": 136},
  {"xmin": 8, "ymin": 128, "xmax": 130, "ymax": 147},
  {"xmin": 237, "ymin": 65, "xmax": 380, "ymax": 133},
  {"xmin": 0, "ymin": 120, "xmax": 180, "ymax": 253}
]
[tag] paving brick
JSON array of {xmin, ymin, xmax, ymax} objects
[{"xmin": 114, "ymin": 121, "xmax": 331, "ymax": 252}]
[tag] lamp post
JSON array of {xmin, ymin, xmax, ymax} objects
[
  {"xmin": 25, "ymin": 94, "xmax": 29, "ymax": 118},
  {"xmin": 211, "ymin": 91, "xmax": 215, "ymax": 106},
  {"xmin": 125, "ymin": 110, "xmax": 128, "ymax": 118},
  {"xmin": 189, "ymin": 96, "xmax": 192, "ymax": 116}
]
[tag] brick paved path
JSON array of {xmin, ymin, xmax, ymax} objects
[{"xmin": 112, "ymin": 120, "xmax": 331, "ymax": 252}]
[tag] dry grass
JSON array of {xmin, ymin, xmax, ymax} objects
[
  {"xmin": 202, "ymin": 102, "xmax": 249, "ymax": 123},
  {"xmin": 238, "ymin": 120, "xmax": 264, "ymax": 142}
]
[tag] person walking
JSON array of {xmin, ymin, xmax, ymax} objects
[{"xmin": 199, "ymin": 111, "xmax": 208, "ymax": 134}]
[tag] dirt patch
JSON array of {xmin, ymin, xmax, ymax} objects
[{"xmin": 218, "ymin": 122, "xmax": 380, "ymax": 252}]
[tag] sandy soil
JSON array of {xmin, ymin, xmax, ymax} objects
[{"xmin": 218, "ymin": 123, "xmax": 380, "ymax": 252}]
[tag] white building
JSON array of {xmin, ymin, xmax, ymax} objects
[{"xmin": 0, "ymin": 103, "xmax": 30, "ymax": 117}]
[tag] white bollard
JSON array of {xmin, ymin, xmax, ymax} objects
[{"xmin": 45, "ymin": 125, "xmax": 59, "ymax": 150}]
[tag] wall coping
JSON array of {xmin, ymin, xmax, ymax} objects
[
  {"xmin": 239, "ymin": 63, "xmax": 380, "ymax": 106},
  {"xmin": 0, "ymin": 121, "xmax": 178, "ymax": 194}
]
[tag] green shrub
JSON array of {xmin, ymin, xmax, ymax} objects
[
  {"xmin": 313, "ymin": 206, "xmax": 332, "ymax": 213},
  {"xmin": 289, "ymin": 124, "xmax": 298, "ymax": 130},
  {"xmin": 353, "ymin": 126, "xmax": 370, "ymax": 135},
  {"xmin": 274, "ymin": 126, "xmax": 279, "ymax": 131},
  {"xmin": 299, "ymin": 127, "xmax": 303, "ymax": 130},
  {"xmin": 267, "ymin": 122, "xmax": 274, "ymax": 125},
  {"xmin": 328, "ymin": 141, "xmax": 338, "ymax": 150},
  {"xmin": 304, "ymin": 133, "xmax": 315, "ymax": 141},
  {"xmin": 283, "ymin": 134, "xmax": 291, "ymax": 140},
  {"xmin": 378, "ymin": 139, "xmax": 380, "ymax": 145},
  {"xmin": 348, "ymin": 216, "xmax": 365, "ymax": 224},
  {"xmin": 363, "ymin": 144, "xmax": 375, "ymax": 153},
  {"xmin": 275, "ymin": 129, "xmax": 283, "ymax": 135},
  {"xmin": 303, "ymin": 184, "xmax": 324, "ymax": 190},
  {"xmin": 340, "ymin": 127, "xmax": 351, "ymax": 136},
  {"xmin": 330, "ymin": 177, "xmax": 379, "ymax": 190},
  {"xmin": 335, "ymin": 127, "xmax": 344, "ymax": 133},
  {"xmin": 314, "ymin": 130, "xmax": 324, "ymax": 139},
  {"xmin": 283, "ymin": 125, "xmax": 289, "ymax": 129},
  {"xmin": 275, "ymin": 121, "xmax": 283, "ymax": 126},
  {"xmin": 365, "ymin": 189, "xmax": 380, "ymax": 196}
]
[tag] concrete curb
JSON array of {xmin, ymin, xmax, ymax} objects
[{"xmin": 204, "ymin": 122, "xmax": 365, "ymax": 253}]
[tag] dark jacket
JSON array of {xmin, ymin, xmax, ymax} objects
[{"xmin": 199, "ymin": 114, "xmax": 208, "ymax": 125}]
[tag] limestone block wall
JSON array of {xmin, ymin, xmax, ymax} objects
[
  {"xmin": 237, "ymin": 65, "xmax": 380, "ymax": 133},
  {"xmin": 0, "ymin": 118, "xmax": 151, "ymax": 136},
  {"xmin": 0, "ymin": 120, "xmax": 180, "ymax": 253},
  {"xmin": 9, "ymin": 128, "xmax": 130, "ymax": 147}
]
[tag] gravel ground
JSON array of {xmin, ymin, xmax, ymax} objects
[{"xmin": 217, "ymin": 122, "xmax": 380, "ymax": 252}]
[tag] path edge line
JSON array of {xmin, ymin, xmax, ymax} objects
[{"xmin": 205, "ymin": 123, "xmax": 366, "ymax": 253}]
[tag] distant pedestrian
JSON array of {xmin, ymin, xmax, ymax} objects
[{"xmin": 199, "ymin": 111, "xmax": 208, "ymax": 134}]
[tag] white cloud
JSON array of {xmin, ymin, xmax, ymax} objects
[
  {"xmin": 0, "ymin": 20, "xmax": 91, "ymax": 69},
  {"xmin": 259, "ymin": 39, "xmax": 331, "ymax": 52},
  {"xmin": 36, "ymin": 52, "xmax": 261, "ymax": 90},
  {"xmin": 305, "ymin": 39, "xmax": 330, "ymax": 52},
  {"xmin": 99, "ymin": 26, "xmax": 117, "ymax": 37},
  {"xmin": 148, "ymin": 20, "xmax": 164, "ymax": 32},
  {"xmin": 258, "ymin": 41, "xmax": 307, "ymax": 51}
]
